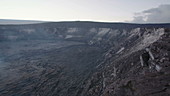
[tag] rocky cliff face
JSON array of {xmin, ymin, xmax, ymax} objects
[{"xmin": 0, "ymin": 22, "xmax": 170, "ymax": 96}]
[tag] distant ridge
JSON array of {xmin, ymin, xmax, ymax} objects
[
  {"xmin": 0, "ymin": 19, "xmax": 45, "ymax": 25},
  {"xmin": 0, "ymin": 20, "xmax": 170, "ymax": 29}
]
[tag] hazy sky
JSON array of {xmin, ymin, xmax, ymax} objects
[{"xmin": 0, "ymin": 0, "xmax": 170, "ymax": 23}]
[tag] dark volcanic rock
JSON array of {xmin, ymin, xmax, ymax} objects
[{"xmin": 0, "ymin": 22, "xmax": 169, "ymax": 96}]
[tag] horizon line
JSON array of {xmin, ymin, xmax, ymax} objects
[{"xmin": 0, "ymin": 18, "xmax": 170, "ymax": 25}]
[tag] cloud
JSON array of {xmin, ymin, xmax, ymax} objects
[{"xmin": 131, "ymin": 4, "xmax": 170, "ymax": 23}]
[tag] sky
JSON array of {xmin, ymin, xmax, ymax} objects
[{"xmin": 0, "ymin": 0, "xmax": 170, "ymax": 23}]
